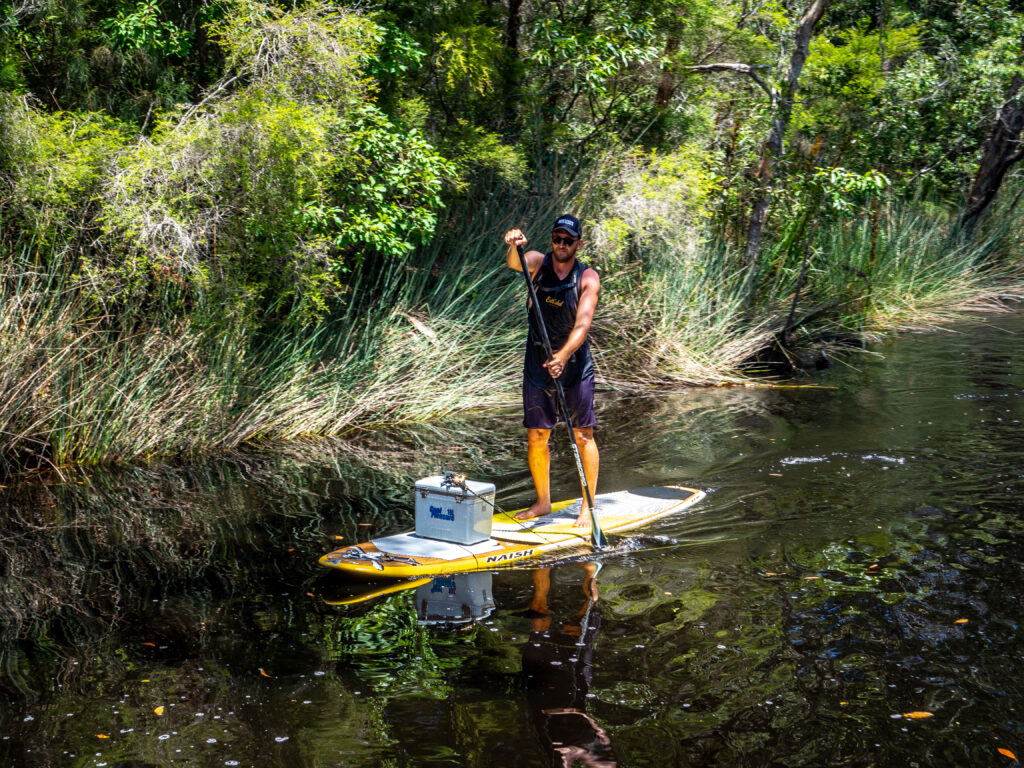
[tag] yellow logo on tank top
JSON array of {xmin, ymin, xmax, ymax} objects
[{"xmin": 545, "ymin": 295, "xmax": 564, "ymax": 308}]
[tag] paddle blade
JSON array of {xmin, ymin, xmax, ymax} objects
[{"xmin": 586, "ymin": 502, "xmax": 607, "ymax": 548}]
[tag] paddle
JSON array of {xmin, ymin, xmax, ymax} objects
[{"xmin": 513, "ymin": 242, "xmax": 607, "ymax": 549}]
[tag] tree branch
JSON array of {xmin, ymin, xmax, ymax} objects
[{"xmin": 683, "ymin": 63, "xmax": 776, "ymax": 103}]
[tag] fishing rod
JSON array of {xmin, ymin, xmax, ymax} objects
[{"xmin": 513, "ymin": 242, "xmax": 607, "ymax": 549}]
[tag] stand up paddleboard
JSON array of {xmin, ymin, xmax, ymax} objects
[{"xmin": 319, "ymin": 485, "xmax": 705, "ymax": 580}]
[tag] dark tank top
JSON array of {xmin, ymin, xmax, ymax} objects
[{"xmin": 524, "ymin": 252, "xmax": 594, "ymax": 389}]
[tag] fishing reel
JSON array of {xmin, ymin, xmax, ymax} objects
[{"xmin": 440, "ymin": 470, "xmax": 469, "ymax": 492}]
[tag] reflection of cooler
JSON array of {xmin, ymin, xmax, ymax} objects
[
  {"xmin": 416, "ymin": 573, "xmax": 495, "ymax": 625},
  {"xmin": 414, "ymin": 474, "xmax": 495, "ymax": 545}
]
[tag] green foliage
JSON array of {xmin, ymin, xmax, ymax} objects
[
  {"xmin": 332, "ymin": 104, "xmax": 455, "ymax": 255},
  {"xmin": 89, "ymin": 0, "xmax": 454, "ymax": 321},
  {"xmin": 529, "ymin": 12, "xmax": 661, "ymax": 91},
  {"xmin": 209, "ymin": 0, "xmax": 375, "ymax": 106},
  {"xmin": 441, "ymin": 121, "xmax": 528, "ymax": 190},
  {"xmin": 3, "ymin": 0, "xmax": 217, "ymax": 124},
  {"xmin": 794, "ymin": 2, "xmax": 1024, "ymax": 188},
  {"xmin": 590, "ymin": 145, "xmax": 717, "ymax": 273},
  {"xmin": 363, "ymin": 19, "xmax": 426, "ymax": 96},
  {"xmin": 798, "ymin": 23, "xmax": 922, "ymax": 134},
  {"xmin": 588, "ymin": 146, "xmax": 767, "ymax": 385},
  {"xmin": 434, "ymin": 24, "xmax": 502, "ymax": 96},
  {"xmin": 526, "ymin": 10, "xmax": 662, "ymax": 145},
  {"xmin": 0, "ymin": 97, "xmax": 130, "ymax": 246},
  {"xmin": 99, "ymin": 94, "xmax": 340, "ymax": 315},
  {"xmin": 104, "ymin": 0, "xmax": 193, "ymax": 56},
  {"xmin": 811, "ymin": 167, "xmax": 890, "ymax": 217}
]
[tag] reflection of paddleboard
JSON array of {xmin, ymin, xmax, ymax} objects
[
  {"xmin": 321, "ymin": 578, "xmax": 433, "ymax": 606},
  {"xmin": 318, "ymin": 486, "xmax": 704, "ymax": 580}
]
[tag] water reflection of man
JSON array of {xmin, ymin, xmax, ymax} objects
[{"xmin": 521, "ymin": 564, "xmax": 617, "ymax": 768}]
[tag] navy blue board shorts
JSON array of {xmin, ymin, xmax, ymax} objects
[{"xmin": 523, "ymin": 373, "xmax": 596, "ymax": 430}]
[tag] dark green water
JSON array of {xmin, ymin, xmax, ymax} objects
[{"xmin": 3, "ymin": 312, "xmax": 1024, "ymax": 767}]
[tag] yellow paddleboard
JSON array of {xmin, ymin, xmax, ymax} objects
[{"xmin": 318, "ymin": 485, "xmax": 704, "ymax": 580}]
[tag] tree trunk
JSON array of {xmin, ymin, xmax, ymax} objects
[
  {"xmin": 502, "ymin": 0, "xmax": 525, "ymax": 128},
  {"xmin": 654, "ymin": 38, "xmax": 681, "ymax": 109},
  {"xmin": 960, "ymin": 74, "xmax": 1024, "ymax": 232},
  {"xmin": 743, "ymin": 0, "xmax": 830, "ymax": 275},
  {"xmin": 506, "ymin": 0, "xmax": 523, "ymax": 53}
]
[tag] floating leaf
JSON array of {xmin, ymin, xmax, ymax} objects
[
  {"xmin": 902, "ymin": 711, "xmax": 933, "ymax": 719},
  {"xmin": 997, "ymin": 747, "xmax": 1017, "ymax": 761},
  {"xmin": 154, "ymin": 706, "xmax": 164, "ymax": 715}
]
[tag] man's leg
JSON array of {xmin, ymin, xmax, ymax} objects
[
  {"xmin": 527, "ymin": 567, "xmax": 553, "ymax": 631},
  {"xmin": 562, "ymin": 374, "xmax": 598, "ymax": 527},
  {"xmin": 572, "ymin": 426, "xmax": 599, "ymax": 527},
  {"xmin": 516, "ymin": 427, "xmax": 553, "ymax": 519}
]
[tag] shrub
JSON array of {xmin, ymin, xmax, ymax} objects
[{"xmin": 0, "ymin": 96, "xmax": 130, "ymax": 249}]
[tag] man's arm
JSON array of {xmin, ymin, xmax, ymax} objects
[
  {"xmin": 504, "ymin": 229, "xmax": 544, "ymax": 275},
  {"xmin": 545, "ymin": 267, "xmax": 600, "ymax": 379}
]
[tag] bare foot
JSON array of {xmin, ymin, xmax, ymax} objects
[
  {"xmin": 515, "ymin": 500, "xmax": 552, "ymax": 520},
  {"xmin": 573, "ymin": 508, "xmax": 593, "ymax": 528}
]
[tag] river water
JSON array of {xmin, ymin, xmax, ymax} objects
[{"xmin": 2, "ymin": 312, "xmax": 1023, "ymax": 767}]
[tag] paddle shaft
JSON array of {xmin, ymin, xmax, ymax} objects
[{"xmin": 514, "ymin": 244, "xmax": 607, "ymax": 549}]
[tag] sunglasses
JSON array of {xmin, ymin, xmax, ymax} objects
[{"xmin": 551, "ymin": 235, "xmax": 578, "ymax": 246}]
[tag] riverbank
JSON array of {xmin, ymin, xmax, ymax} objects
[{"xmin": 2, "ymin": 190, "xmax": 1022, "ymax": 472}]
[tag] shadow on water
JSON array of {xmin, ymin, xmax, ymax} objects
[{"xmin": 2, "ymin": 313, "xmax": 1024, "ymax": 765}]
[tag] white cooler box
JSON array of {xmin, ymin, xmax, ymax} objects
[{"xmin": 414, "ymin": 475, "xmax": 495, "ymax": 544}]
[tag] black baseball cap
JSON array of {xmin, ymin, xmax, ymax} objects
[{"xmin": 551, "ymin": 214, "xmax": 582, "ymax": 239}]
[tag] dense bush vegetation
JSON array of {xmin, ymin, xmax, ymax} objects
[{"xmin": 0, "ymin": 0, "xmax": 1022, "ymax": 466}]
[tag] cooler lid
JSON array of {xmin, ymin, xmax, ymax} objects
[{"xmin": 414, "ymin": 475, "xmax": 496, "ymax": 497}]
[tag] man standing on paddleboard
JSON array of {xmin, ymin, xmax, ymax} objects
[{"xmin": 504, "ymin": 214, "xmax": 600, "ymax": 527}]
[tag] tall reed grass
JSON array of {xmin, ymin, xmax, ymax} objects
[
  {"xmin": 0, "ymin": 183, "xmax": 559, "ymax": 468},
  {"xmin": 1, "ymin": 181, "xmax": 1022, "ymax": 470},
  {"xmin": 758, "ymin": 192, "xmax": 1024, "ymax": 345},
  {"xmin": 0, "ymin": 250, "xmax": 522, "ymax": 468}
]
